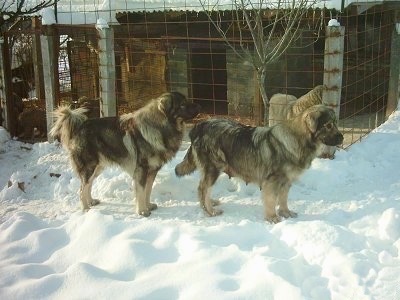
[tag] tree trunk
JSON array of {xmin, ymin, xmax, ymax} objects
[{"xmin": 257, "ymin": 68, "xmax": 269, "ymax": 125}]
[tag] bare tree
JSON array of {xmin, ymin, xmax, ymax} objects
[
  {"xmin": 1, "ymin": 0, "xmax": 56, "ymax": 34},
  {"xmin": 199, "ymin": 0, "xmax": 324, "ymax": 124}
]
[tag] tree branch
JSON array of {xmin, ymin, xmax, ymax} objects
[
  {"xmin": 1, "ymin": 0, "xmax": 57, "ymax": 33},
  {"xmin": 199, "ymin": 0, "xmax": 324, "ymax": 123}
]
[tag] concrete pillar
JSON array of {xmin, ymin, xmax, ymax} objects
[
  {"xmin": 97, "ymin": 25, "xmax": 116, "ymax": 117},
  {"xmin": 322, "ymin": 25, "xmax": 345, "ymax": 119},
  {"xmin": 32, "ymin": 17, "xmax": 45, "ymax": 102},
  {"xmin": 40, "ymin": 25, "xmax": 58, "ymax": 141}
]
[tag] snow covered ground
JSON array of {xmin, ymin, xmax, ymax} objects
[{"xmin": 1, "ymin": 107, "xmax": 400, "ymax": 299}]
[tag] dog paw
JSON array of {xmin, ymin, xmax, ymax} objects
[
  {"xmin": 90, "ymin": 199, "xmax": 100, "ymax": 206},
  {"xmin": 211, "ymin": 199, "xmax": 221, "ymax": 206},
  {"xmin": 201, "ymin": 203, "xmax": 223, "ymax": 217},
  {"xmin": 148, "ymin": 203, "xmax": 158, "ymax": 211},
  {"xmin": 278, "ymin": 209, "xmax": 298, "ymax": 219},
  {"xmin": 207, "ymin": 208, "xmax": 223, "ymax": 217},
  {"xmin": 265, "ymin": 215, "xmax": 282, "ymax": 224},
  {"xmin": 139, "ymin": 210, "xmax": 151, "ymax": 217}
]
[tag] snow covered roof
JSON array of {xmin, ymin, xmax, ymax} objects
[{"xmin": 5, "ymin": 0, "xmax": 397, "ymax": 26}]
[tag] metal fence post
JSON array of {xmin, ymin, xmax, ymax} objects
[
  {"xmin": 323, "ymin": 24, "xmax": 345, "ymax": 119},
  {"xmin": 97, "ymin": 24, "xmax": 116, "ymax": 117}
]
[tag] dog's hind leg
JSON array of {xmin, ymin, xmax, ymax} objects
[
  {"xmin": 198, "ymin": 166, "xmax": 221, "ymax": 216},
  {"xmin": 79, "ymin": 165, "xmax": 103, "ymax": 210},
  {"xmin": 144, "ymin": 170, "xmax": 158, "ymax": 211}
]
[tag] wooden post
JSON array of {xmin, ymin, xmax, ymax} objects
[
  {"xmin": 386, "ymin": 22, "xmax": 400, "ymax": 118},
  {"xmin": 0, "ymin": 38, "xmax": 8, "ymax": 129},
  {"xmin": 322, "ymin": 25, "xmax": 345, "ymax": 119},
  {"xmin": 0, "ymin": 36, "xmax": 16, "ymax": 135},
  {"xmin": 41, "ymin": 25, "xmax": 58, "ymax": 141},
  {"xmin": 32, "ymin": 17, "xmax": 45, "ymax": 103},
  {"xmin": 97, "ymin": 25, "xmax": 116, "ymax": 117}
]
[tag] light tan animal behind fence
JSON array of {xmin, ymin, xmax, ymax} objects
[{"xmin": 269, "ymin": 85, "xmax": 338, "ymax": 158}]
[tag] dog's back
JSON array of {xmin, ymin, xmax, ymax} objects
[
  {"xmin": 51, "ymin": 108, "xmax": 131, "ymax": 165},
  {"xmin": 177, "ymin": 119, "xmax": 270, "ymax": 182},
  {"xmin": 75, "ymin": 117, "xmax": 131, "ymax": 164}
]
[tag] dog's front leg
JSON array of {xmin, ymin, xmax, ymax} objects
[
  {"xmin": 79, "ymin": 184, "xmax": 91, "ymax": 211},
  {"xmin": 277, "ymin": 182, "xmax": 297, "ymax": 219},
  {"xmin": 261, "ymin": 181, "xmax": 281, "ymax": 224},
  {"xmin": 144, "ymin": 170, "xmax": 158, "ymax": 211},
  {"xmin": 134, "ymin": 168, "xmax": 151, "ymax": 217}
]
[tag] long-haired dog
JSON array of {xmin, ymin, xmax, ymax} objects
[
  {"xmin": 50, "ymin": 92, "xmax": 199, "ymax": 216},
  {"xmin": 175, "ymin": 105, "xmax": 343, "ymax": 223}
]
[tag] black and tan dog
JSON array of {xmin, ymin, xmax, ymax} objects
[
  {"xmin": 50, "ymin": 92, "xmax": 199, "ymax": 216},
  {"xmin": 176, "ymin": 105, "xmax": 343, "ymax": 223}
]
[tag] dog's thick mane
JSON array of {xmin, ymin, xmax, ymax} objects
[
  {"xmin": 272, "ymin": 119, "xmax": 318, "ymax": 168},
  {"xmin": 120, "ymin": 99, "xmax": 180, "ymax": 154}
]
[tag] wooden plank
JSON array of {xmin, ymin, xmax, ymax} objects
[{"xmin": 0, "ymin": 36, "xmax": 16, "ymax": 136}]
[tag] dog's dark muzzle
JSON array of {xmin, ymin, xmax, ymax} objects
[
  {"xmin": 182, "ymin": 103, "xmax": 201, "ymax": 120},
  {"xmin": 323, "ymin": 131, "xmax": 344, "ymax": 146}
]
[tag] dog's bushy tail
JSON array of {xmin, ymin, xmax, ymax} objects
[
  {"xmin": 49, "ymin": 106, "xmax": 88, "ymax": 147},
  {"xmin": 175, "ymin": 146, "xmax": 197, "ymax": 176},
  {"xmin": 290, "ymin": 85, "xmax": 323, "ymax": 118}
]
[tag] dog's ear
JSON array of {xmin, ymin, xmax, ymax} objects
[
  {"xmin": 158, "ymin": 93, "xmax": 173, "ymax": 113},
  {"xmin": 304, "ymin": 108, "xmax": 321, "ymax": 133}
]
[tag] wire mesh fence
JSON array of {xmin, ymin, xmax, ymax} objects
[
  {"xmin": 339, "ymin": 6, "xmax": 393, "ymax": 147},
  {"xmin": 0, "ymin": 1, "xmax": 398, "ymax": 148}
]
